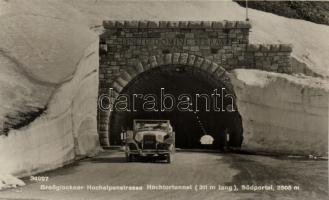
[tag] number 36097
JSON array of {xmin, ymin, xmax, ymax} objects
[{"xmin": 30, "ymin": 176, "xmax": 49, "ymax": 182}]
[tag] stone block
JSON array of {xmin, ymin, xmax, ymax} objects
[
  {"xmin": 165, "ymin": 32, "xmax": 176, "ymax": 38},
  {"xmin": 148, "ymin": 21, "xmax": 159, "ymax": 28},
  {"xmin": 194, "ymin": 57, "xmax": 204, "ymax": 68},
  {"xmin": 111, "ymin": 81, "xmax": 123, "ymax": 93},
  {"xmin": 143, "ymin": 63, "xmax": 151, "ymax": 71},
  {"xmin": 190, "ymin": 46, "xmax": 200, "ymax": 51},
  {"xmin": 179, "ymin": 53, "xmax": 188, "ymax": 65},
  {"xmin": 273, "ymin": 56, "xmax": 280, "ymax": 61},
  {"xmin": 126, "ymin": 67, "xmax": 138, "ymax": 79},
  {"xmin": 255, "ymin": 52, "xmax": 264, "ymax": 57},
  {"xmin": 173, "ymin": 53, "xmax": 180, "ymax": 64},
  {"xmin": 98, "ymin": 123, "xmax": 108, "ymax": 131},
  {"xmin": 187, "ymin": 54, "xmax": 196, "ymax": 66},
  {"xmin": 278, "ymin": 52, "xmax": 291, "ymax": 56},
  {"xmin": 125, "ymin": 21, "xmax": 139, "ymax": 28},
  {"xmin": 164, "ymin": 53, "xmax": 173, "ymax": 65},
  {"xmin": 281, "ymin": 65, "xmax": 292, "ymax": 73},
  {"xmin": 148, "ymin": 32, "xmax": 160, "ymax": 38},
  {"xmin": 247, "ymin": 44, "xmax": 260, "ymax": 52},
  {"xmin": 99, "ymin": 110, "xmax": 111, "ymax": 118},
  {"xmin": 202, "ymin": 21, "xmax": 212, "ymax": 28},
  {"xmin": 179, "ymin": 21, "xmax": 188, "ymax": 28},
  {"xmin": 225, "ymin": 53, "xmax": 233, "ymax": 59},
  {"xmin": 277, "ymin": 66, "xmax": 284, "ymax": 73},
  {"xmin": 212, "ymin": 21, "xmax": 224, "ymax": 29},
  {"xmin": 156, "ymin": 54, "xmax": 164, "ymax": 66},
  {"xmin": 260, "ymin": 44, "xmax": 271, "ymax": 52},
  {"xmin": 236, "ymin": 21, "xmax": 251, "ymax": 29},
  {"xmin": 225, "ymin": 21, "xmax": 236, "ymax": 29},
  {"xmin": 200, "ymin": 46, "xmax": 210, "ymax": 50},
  {"xmin": 280, "ymin": 44, "xmax": 292, "ymax": 52},
  {"xmin": 209, "ymin": 63, "xmax": 219, "ymax": 73},
  {"xmin": 115, "ymin": 21, "xmax": 125, "ymax": 28},
  {"xmin": 104, "ymin": 73, "xmax": 113, "ymax": 79},
  {"xmin": 188, "ymin": 21, "xmax": 202, "ymax": 28},
  {"xmin": 208, "ymin": 32, "xmax": 217, "ymax": 38},
  {"xmin": 186, "ymin": 39, "xmax": 195, "ymax": 45},
  {"xmin": 201, "ymin": 59, "xmax": 212, "ymax": 70},
  {"xmin": 121, "ymin": 70, "xmax": 132, "ymax": 81},
  {"xmin": 168, "ymin": 21, "xmax": 180, "ymax": 28},
  {"xmin": 214, "ymin": 66, "xmax": 226, "ymax": 78},
  {"xmin": 185, "ymin": 33, "xmax": 194, "ymax": 39},
  {"xmin": 149, "ymin": 56, "xmax": 158, "ymax": 68},
  {"xmin": 238, "ymin": 56, "xmax": 244, "ymax": 61},
  {"xmin": 270, "ymin": 64, "xmax": 279, "ymax": 71},
  {"xmin": 159, "ymin": 21, "xmax": 168, "ymax": 28},
  {"xmin": 134, "ymin": 61, "xmax": 144, "ymax": 73},
  {"xmin": 269, "ymin": 45, "xmax": 280, "ymax": 51},
  {"xmin": 116, "ymin": 77, "xmax": 128, "ymax": 87},
  {"xmin": 103, "ymin": 21, "xmax": 115, "ymax": 28},
  {"xmin": 228, "ymin": 59, "xmax": 238, "ymax": 65},
  {"xmin": 139, "ymin": 21, "xmax": 148, "ymax": 28}
]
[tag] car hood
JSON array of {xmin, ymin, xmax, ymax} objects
[{"xmin": 135, "ymin": 131, "xmax": 167, "ymax": 143}]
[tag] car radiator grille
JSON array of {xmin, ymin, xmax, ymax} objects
[{"xmin": 143, "ymin": 135, "xmax": 157, "ymax": 149}]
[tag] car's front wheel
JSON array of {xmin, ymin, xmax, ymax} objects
[
  {"xmin": 125, "ymin": 153, "xmax": 133, "ymax": 162},
  {"xmin": 166, "ymin": 153, "xmax": 173, "ymax": 164}
]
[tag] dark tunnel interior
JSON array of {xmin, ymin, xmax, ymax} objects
[{"xmin": 109, "ymin": 65, "xmax": 243, "ymax": 149}]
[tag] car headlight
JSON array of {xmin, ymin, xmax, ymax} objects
[{"xmin": 156, "ymin": 135, "xmax": 164, "ymax": 142}]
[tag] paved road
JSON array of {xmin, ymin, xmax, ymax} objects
[{"xmin": 0, "ymin": 150, "xmax": 328, "ymax": 200}]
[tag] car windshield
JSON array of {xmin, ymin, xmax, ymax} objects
[{"xmin": 135, "ymin": 121, "xmax": 168, "ymax": 131}]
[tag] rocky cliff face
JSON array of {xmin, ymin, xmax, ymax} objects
[
  {"xmin": 230, "ymin": 69, "xmax": 328, "ymax": 157},
  {"xmin": 0, "ymin": 0, "xmax": 100, "ymax": 181}
]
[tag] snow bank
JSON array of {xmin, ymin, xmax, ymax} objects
[
  {"xmin": 230, "ymin": 69, "xmax": 328, "ymax": 156},
  {"xmin": 0, "ymin": 0, "xmax": 100, "ymax": 183},
  {"xmin": 0, "ymin": 39, "xmax": 100, "ymax": 178},
  {"xmin": 0, "ymin": 174, "xmax": 25, "ymax": 190}
]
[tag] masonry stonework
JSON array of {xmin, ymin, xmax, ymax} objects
[{"xmin": 98, "ymin": 20, "xmax": 292, "ymax": 147}]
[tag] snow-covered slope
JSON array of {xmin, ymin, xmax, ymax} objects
[
  {"xmin": 0, "ymin": 0, "xmax": 100, "ymax": 185},
  {"xmin": 0, "ymin": 0, "xmax": 95, "ymax": 84},
  {"xmin": 0, "ymin": 0, "xmax": 97, "ymax": 130}
]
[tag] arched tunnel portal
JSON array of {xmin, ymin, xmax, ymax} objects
[{"xmin": 108, "ymin": 63, "xmax": 243, "ymax": 149}]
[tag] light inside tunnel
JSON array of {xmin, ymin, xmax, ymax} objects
[
  {"xmin": 109, "ymin": 65, "xmax": 243, "ymax": 149},
  {"xmin": 200, "ymin": 135, "xmax": 214, "ymax": 145}
]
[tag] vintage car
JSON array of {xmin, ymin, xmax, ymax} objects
[{"xmin": 124, "ymin": 119, "xmax": 175, "ymax": 163}]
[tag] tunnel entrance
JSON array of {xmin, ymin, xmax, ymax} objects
[{"xmin": 109, "ymin": 65, "xmax": 243, "ymax": 149}]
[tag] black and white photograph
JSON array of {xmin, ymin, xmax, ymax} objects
[{"xmin": 0, "ymin": 0, "xmax": 328, "ymax": 199}]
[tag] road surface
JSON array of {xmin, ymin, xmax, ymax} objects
[{"xmin": 0, "ymin": 150, "xmax": 327, "ymax": 200}]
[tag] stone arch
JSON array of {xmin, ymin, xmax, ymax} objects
[
  {"xmin": 99, "ymin": 52, "xmax": 242, "ymax": 148},
  {"xmin": 111, "ymin": 53, "xmax": 233, "ymax": 96}
]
